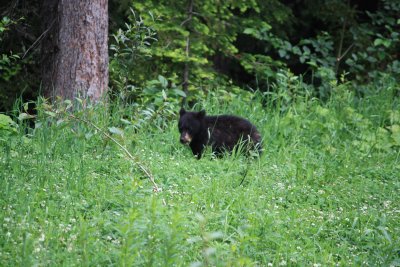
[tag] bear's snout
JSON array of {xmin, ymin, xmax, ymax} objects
[{"xmin": 180, "ymin": 132, "xmax": 192, "ymax": 144}]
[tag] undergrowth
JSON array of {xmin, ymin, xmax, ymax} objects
[{"xmin": 1, "ymin": 79, "xmax": 399, "ymax": 266}]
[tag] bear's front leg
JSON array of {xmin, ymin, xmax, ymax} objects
[{"xmin": 190, "ymin": 143, "xmax": 204, "ymax": 159}]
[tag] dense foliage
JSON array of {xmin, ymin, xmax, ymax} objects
[
  {"xmin": 1, "ymin": 0, "xmax": 400, "ymax": 111},
  {"xmin": 0, "ymin": 17, "xmax": 21, "ymax": 110}
]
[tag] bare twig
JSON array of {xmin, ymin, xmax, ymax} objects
[
  {"xmin": 337, "ymin": 43, "xmax": 354, "ymax": 62},
  {"xmin": 180, "ymin": 15, "xmax": 193, "ymax": 27},
  {"xmin": 334, "ymin": 19, "xmax": 354, "ymax": 77},
  {"xmin": 182, "ymin": 0, "xmax": 194, "ymax": 106},
  {"xmin": 22, "ymin": 18, "xmax": 56, "ymax": 59},
  {"xmin": 68, "ymin": 113, "xmax": 166, "ymax": 205},
  {"xmin": 182, "ymin": 36, "xmax": 190, "ymax": 103}
]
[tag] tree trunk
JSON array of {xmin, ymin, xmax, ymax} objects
[{"xmin": 41, "ymin": 0, "xmax": 108, "ymax": 102}]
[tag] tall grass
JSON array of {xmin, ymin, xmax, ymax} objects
[{"xmin": 1, "ymin": 78, "xmax": 399, "ymax": 266}]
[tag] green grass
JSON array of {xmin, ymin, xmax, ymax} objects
[{"xmin": 1, "ymin": 83, "xmax": 400, "ymax": 266}]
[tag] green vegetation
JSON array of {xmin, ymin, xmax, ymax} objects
[
  {"xmin": 1, "ymin": 0, "xmax": 400, "ymax": 265},
  {"xmin": 1, "ymin": 74, "xmax": 399, "ymax": 265}
]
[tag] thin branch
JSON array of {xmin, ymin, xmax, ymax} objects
[
  {"xmin": 68, "ymin": 114, "xmax": 166, "ymax": 205},
  {"xmin": 180, "ymin": 14, "xmax": 193, "ymax": 27},
  {"xmin": 337, "ymin": 43, "xmax": 354, "ymax": 62},
  {"xmin": 182, "ymin": 35, "xmax": 190, "ymax": 104},
  {"xmin": 22, "ymin": 18, "xmax": 56, "ymax": 59},
  {"xmin": 182, "ymin": 0, "xmax": 194, "ymax": 106},
  {"xmin": 334, "ymin": 18, "xmax": 354, "ymax": 77},
  {"xmin": 335, "ymin": 19, "xmax": 346, "ymax": 75}
]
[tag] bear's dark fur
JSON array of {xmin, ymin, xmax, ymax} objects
[{"xmin": 178, "ymin": 108, "xmax": 262, "ymax": 159}]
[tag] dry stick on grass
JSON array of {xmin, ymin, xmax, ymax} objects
[{"xmin": 68, "ymin": 114, "xmax": 166, "ymax": 205}]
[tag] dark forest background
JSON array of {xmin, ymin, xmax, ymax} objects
[{"xmin": 0, "ymin": 0, "xmax": 399, "ymax": 112}]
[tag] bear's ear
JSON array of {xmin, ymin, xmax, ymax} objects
[
  {"xmin": 197, "ymin": 110, "xmax": 206, "ymax": 119},
  {"xmin": 179, "ymin": 108, "xmax": 186, "ymax": 116}
]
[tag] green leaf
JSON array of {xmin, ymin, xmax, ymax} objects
[
  {"xmin": 382, "ymin": 39, "xmax": 391, "ymax": 48},
  {"xmin": 205, "ymin": 231, "xmax": 224, "ymax": 241},
  {"xmin": 0, "ymin": 114, "xmax": 17, "ymax": 133},
  {"xmin": 85, "ymin": 132, "xmax": 94, "ymax": 140},
  {"xmin": 316, "ymin": 106, "xmax": 329, "ymax": 117},
  {"xmin": 389, "ymin": 124, "xmax": 400, "ymax": 145},
  {"xmin": 307, "ymin": 60, "xmax": 318, "ymax": 67},
  {"xmin": 64, "ymin": 99, "xmax": 73, "ymax": 110},
  {"xmin": 162, "ymin": 89, "xmax": 167, "ymax": 100},
  {"xmin": 302, "ymin": 46, "xmax": 310, "ymax": 55},
  {"xmin": 18, "ymin": 113, "xmax": 35, "ymax": 121},
  {"xmin": 120, "ymin": 118, "xmax": 132, "ymax": 125},
  {"xmin": 374, "ymin": 38, "xmax": 391, "ymax": 48},
  {"xmin": 0, "ymin": 114, "xmax": 14, "ymax": 126},
  {"xmin": 243, "ymin": 28, "xmax": 257, "ymax": 35},
  {"xmin": 56, "ymin": 119, "xmax": 65, "ymax": 126},
  {"xmin": 108, "ymin": 127, "xmax": 124, "ymax": 136},
  {"xmin": 292, "ymin": 46, "xmax": 301, "ymax": 55},
  {"xmin": 243, "ymin": 28, "xmax": 260, "ymax": 39},
  {"xmin": 44, "ymin": 111, "xmax": 56, "ymax": 117},
  {"xmin": 158, "ymin": 75, "xmax": 168, "ymax": 88},
  {"xmin": 23, "ymin": 102, "xmax": 29, "ymax": 112},
  {"xmin": 389, "ymin": 110, "xmax": 400, "ymax": 124},
  {"xmin": 378, "ymin": 226, "xmax": 392, "ymax": 243},
  {"xmin": 373, "ymin": 38, "xmax": 382, "ymax": 46},
  {"xmin": 278, "ymin": 49, "xmax": 286, "ymax": 58},
  {"xmin": 173, "ymin": 89, "xmax": 186, "ymax": 97}
]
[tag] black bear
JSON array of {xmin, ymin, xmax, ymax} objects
[{"xmin": 178, "ymin": 108, "xmax": 262, "ymax": 159}]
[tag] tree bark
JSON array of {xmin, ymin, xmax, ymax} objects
[{"xmin": 41, "ymin": 0, "xmax": 108, "ymax": 102}]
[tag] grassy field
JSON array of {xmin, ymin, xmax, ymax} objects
[{"xmin": 1, "ymin": 82, "xmax": 400, "ymax": 266}]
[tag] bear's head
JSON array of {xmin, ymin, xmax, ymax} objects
[{"xmin": 178, "ymin": 108, "xmax": 206, "ymax": 144}]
